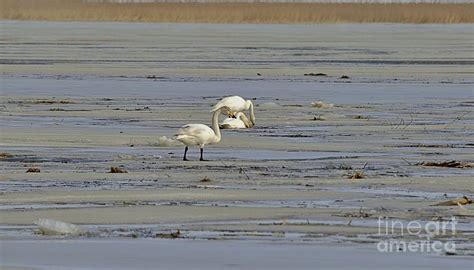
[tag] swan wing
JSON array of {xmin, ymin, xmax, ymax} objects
[
  {"xmin": 174, "ymin": 124, "xmax": 210, "ymax": 137},
  {"xmin": 211, "ymin": 96, "xmax": 246, "ymax": 112},
  {"xmin": 174, "ymin": 124, "xmax": 216, "ymax": 146}
]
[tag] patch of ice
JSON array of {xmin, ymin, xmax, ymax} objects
[
  {"xmin": 258, "ymin": 102, "xmax": 281, "ymax": 108},
  {"xmin": 34, "ymin": 218, "xmax": 82, "ymax": 235},
  {"xmin": 311, "ymin": 101, "xmax": 334, "ymax": 109},
  {"xmin": 155, "ymin": 136, "xmax": 183, "ymax": 147}
]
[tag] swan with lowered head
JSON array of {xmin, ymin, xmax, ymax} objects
[
  {"xmin": 220, "ymin": 112, "xmax": 252, "ymax": 129},
  {"xmin": 211, "ymin": 96, "xmax": 255, "ymax": 126},
  {"xmin": 174, "ymin": 107, "xmax": 229, "ymax": 161}
]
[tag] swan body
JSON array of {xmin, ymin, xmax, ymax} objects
[
  {"xmin": 220, "ymin": 112, "xmax": 252, "ymax": 129},
  {"xmin": 174, "ymin": 107, "xmax": 227, "ymax": 161},
  {"xmin": 174, "ymin": 124, "xmax": 219, "ymax": 146},
  {"xmin": 211, "ymin": 96, "xmax": 256, "ymax": 126}
]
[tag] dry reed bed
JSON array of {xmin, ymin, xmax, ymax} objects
[{"xmin": 1, "ymin": 0, "xmax": 473, "ymax": 23}]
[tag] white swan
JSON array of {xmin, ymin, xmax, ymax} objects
[
  {"xmin": 174, "ymin": 107, "xmax": 228, "ymax": 161},
  {"xmin": 220, "ymin": 112, "xmax": 252, "ymax": 129},
  {"xmin": 211, "ymin": 96, "xmax": 256, "ymax": 126}
]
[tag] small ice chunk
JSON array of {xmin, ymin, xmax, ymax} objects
[
  {"xmin": 311, "ymin": 101, "xmax": 334, "ymax": 109},
  {"xmin": 258, "ymin": 102, "xmax": 281, "ymax": 108},
  {"xmin": 34, "ymin": 218, "xmax": 82, "ymax": 235}
]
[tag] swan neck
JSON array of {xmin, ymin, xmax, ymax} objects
[
  {"xmin": 212, "ymin": 109, "xmax": 221, "ymax": 142},
  {"xmin": 248, "ymin": 101, "xmax": 256, "ymax": 125}
]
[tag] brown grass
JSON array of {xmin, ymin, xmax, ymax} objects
[
  {"xmin": 348, "ymin": 170, "xmax": 365, "ymax": 179},
  {"xmin": 1, "ymin": 0, "xmax": 473, "ymax": 23},
  {"xmin": 26, "ymin": 167, "xmax": 41, "ymax": 173},
  {"xmin": 0, "ymin": 152, "xmax": 13, "ymax": 159},
  {"xmin": 109, "ymin": 166, "xmax": 128, "ymax": 173}
]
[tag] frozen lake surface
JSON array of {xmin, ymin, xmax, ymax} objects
[{"xmin": 1, "ymin": 21, "xmax": 473, "ymax": 269}]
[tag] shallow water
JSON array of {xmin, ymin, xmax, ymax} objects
[
  {"xmin": 1, "ymin": 21, "xmax": 473, "ymax": 78},
  {"xmin": 2, "ymin": 238, "xmax": 472, "ymax": 270}
]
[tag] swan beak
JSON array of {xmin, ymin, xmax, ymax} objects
[{"xmin": 244, "ymin": 119, "xmax": 252, "ymax": 128}]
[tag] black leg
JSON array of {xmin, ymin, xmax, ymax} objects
[
  {"xmin": 199, "ymin": 148, "xmax": 205, "ymax": 161},
  {"xmin": 183, "ymin": 146, "xmax": 189, "ymax": 161}
]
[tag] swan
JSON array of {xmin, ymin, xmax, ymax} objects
[
  {"xmin": 174, "ymin": 107, "xmax": 229, "ymax": 161},
  {"xmin": 211, "ymin": 96, "xmax": 256, "ymax": 126},
  {"xmin": 220, "ymin": 112, "xmax": 252, "ymax": 129}
]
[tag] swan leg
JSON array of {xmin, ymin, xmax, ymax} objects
[
  {"xmin": 183, "ymin": 146, "xmax": 189, "ymax": 161},
  {"xmin": 199, "ymin": 148, "xmax": 205, "ymax": 161}
]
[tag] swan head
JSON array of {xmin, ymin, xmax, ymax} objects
[
  {"xmin": 235, "ymin": 112, "xmax": 252, "ymax": 128},
  {"xmin": 220, "ymin": 106, "xmax": 232, "ymax": 116},
  {"xmin": 220, "ymin": 106, "xmax": 233, "ymax": 117}
]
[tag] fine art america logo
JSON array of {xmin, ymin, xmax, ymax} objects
[{"xmin": 376, "ymin": 217, "xmax": 457, "ymax": 253}]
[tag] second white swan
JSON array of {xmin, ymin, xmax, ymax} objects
[{"xmin": 211, "ymin": 95, "xmax": 256, "ymax": 126}]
